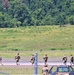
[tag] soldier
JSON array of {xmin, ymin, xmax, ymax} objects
[
  {"xmin": 43, "ymin": 54, "xmax": 48, "ymax": 65},
  {"xmin": 0, "ymin": 56, "xmax": 3, "ymax": 65},
  {"xmin": 15, "ymin": 53, "xmax": 20, "ymax": 65},
  {"xmin": 42, "ymin": 65, "xmax": 49, "ymax": 75},
  {"xmin": 70, "ymin": 54, "xmax": 74, "ymax": 65},
  {"xmin": 30, "ymin": 54, "xmax": 35, "ymax": 65},
  {"xmin": 62, "ymin": 55, "xmax": 67, "ymax": 65}
]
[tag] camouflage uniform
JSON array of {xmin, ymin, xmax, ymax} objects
[
  {"xmin": 62, "ymin": 55, "xmax": 67, "ymax": 65},
  {"xmin": 31, "ymin": 55, "xmax": 35, "ymax": 65},
  {"xmin": 70, "ymin": 55, "xmax": 74, "ymax": 65},
  {"xmin": 0, "ymin": 56, "xmax": 2, "ymax": 65},
  {"xmin": 43, "ymin": 54, "xmax": 48, "ymax": 65},
  {"xmin": 15, "ymin": 53, "xmax": 20, "ymax": 65}
]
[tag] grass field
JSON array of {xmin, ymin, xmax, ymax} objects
[
  {"xmin": 0, "ymin": 50, "xmax": 74, "ymax": 58},
  {"xmin": 0, "ymin": 65, "xmax": 52, "ymax": 75},
  {"xmin": 0, "ymin": 65, "xmax": 74, "ymax": 75},
  {"xmin": 0, "ymin": 65, "xmax": 35, "ymax": 75},
  {"xmin": 0, "ymin": 25, "xmax": 74, "ymax": 51}
]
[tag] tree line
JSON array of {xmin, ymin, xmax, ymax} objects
[{"xmin": 0, "ymin": 0, "xmax": 74, "ymax": 27}]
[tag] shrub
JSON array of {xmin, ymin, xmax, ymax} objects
[{"xmin": 51, "ymin": 48, "xmax": 56, "ymax": 50}]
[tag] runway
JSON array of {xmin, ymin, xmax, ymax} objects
[{"xmin": 0, "ymin": 61, "xmax": 72, "ymax": 66}]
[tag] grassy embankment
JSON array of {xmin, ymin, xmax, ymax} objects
[
  {"xmin": 0, "ymin": 25, "xmax": 74, "ymax": 51},
  {"xmin": 0, "ymin": 25, "xmax": 74, "ymax": 57}
]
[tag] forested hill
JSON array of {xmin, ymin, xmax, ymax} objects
[{"xmin": 0, "ymin": 0, "xmax": 74, "ymax": 27}]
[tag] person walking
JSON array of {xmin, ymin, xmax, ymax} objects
[
  {"xmin": 0, "ymin": 56, "xmax": 3, "ymax": 65},
  {"xmin": 15, "ymin": 53, "xmax": 20, "ymax": 65},
  {"xmin": 62, "ymin": 55, "xmax": 67, "ymax": 65},
  {"xmin": 70, "ymin": 54, "xmax": 74, "ymax": 65},
  {"xmin": 30, "ymin": 54, "xmax": 35, "ymax": 65},
  {"xmin": 43, "ymin": 54, "xmax": 48, "ymax": 65},
  {"xmin": 42, "ymin": 65, "xmax": 49, "ymax": 75}
]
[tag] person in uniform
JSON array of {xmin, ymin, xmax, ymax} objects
[
  {"xmin": 30, "ymin": 54, "xmax": 35, "ymax": 65},
  {"xmin": 70, "ymin": 54, "xmax": 74, "ymax": 65},
  {"xmin": 43, "ymin": 54, "xmax": 48, "ymax": 65},
  {"xmin": 62, "ymin": 55, "xmax": 67, "ymax": 65},
  {"xmin": 15, "ymin": 53, "xmax": 20, "ymax": 65},
  {"xmin": 42, "ymin": 65, "xmax": 49, "ymax": 75},
  {"xmin": 0, "ymin": 56, "xmax": 3, "ymax": 65}
]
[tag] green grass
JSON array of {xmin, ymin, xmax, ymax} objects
[
  {"xmin": 0, "ymin": 65, "xmax": 34, "ymax": 75},
  {"xmin": 0, "ymin": 65, "xmax": 45, "ymax": 75},
  {"xmin": 0, "ymin": 25, "xmax": 74, "ymax": 51},
  {"xmin": 0, "ymin": 65, "xmax": 74, "ymax": 75},
  {"xmin": 0, "ymin": 50, "xmax": 74, "ymax": 58},
  {"xmin": 0, "ymin": 65, "xmax": 54, "ymax": 75}
]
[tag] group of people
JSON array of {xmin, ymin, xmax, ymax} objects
[
  {"xmin": 0, "ymin": 53, "xmax": 74, "ymax": 66},
  {"xmin": 30, "ymin": 54, "xmax": 48, "ymax": 65},
  {"xmin": 42, "ymin": 54, "xmax": 74, "ymax": 75},
  {"xmin": 31, "ymin": 54, "xmax": 74, "ymax": 66},
  {"xmin": 0, "ymin": 53, "xmax": 48, "ymax": 65},
  {"xmin": 62, "ymin": 54, "xmax": 74, "ymax": 65},
  {"xmin": 0, "ymin": 53, "xmax": 74, "ymax": 75}
]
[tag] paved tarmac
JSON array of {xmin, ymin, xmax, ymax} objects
[{"xmin": 0, "ymin": 61, "xmax": 72, "ymax": 66}]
